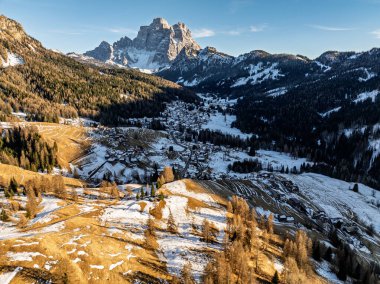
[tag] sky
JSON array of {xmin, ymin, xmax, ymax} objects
[{"xmin": 1, "ymin": 0, "xmax": 380, "ymax": 59}]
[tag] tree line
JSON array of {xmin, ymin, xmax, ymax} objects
[{"xmin": 0, "ymin": 126, "xmax": 58, "ymax": 172}]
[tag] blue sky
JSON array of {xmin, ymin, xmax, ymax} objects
[{"xmin": 1, "ymin": 0, "xmax": 380, "ymax": 58}]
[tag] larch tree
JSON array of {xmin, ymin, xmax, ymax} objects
[
  {"xmin": 167, "ymin": 210, "xmax": 178, "ymax": 234},
  {"xmin": 52, "ymin": 175, "xmax": 66, "ymax": 199},
  {"xmin": 202, "ymin": 219, "xmax": 213, "ymax": 244},
  {"xmin": 162, "ymin": 166, "xmax": 174, "ymax": 183},
  {"xmin": 267, "ymin": 213, "xmax": 274, "ymax": 235},
  {"xmin": 180, "ymin": 262, "xmax": 196, "ymax": 284}
]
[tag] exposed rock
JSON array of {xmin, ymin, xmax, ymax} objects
[
  {"xmin": 85, "ymin": 41, "xmax": 112, "ymax": 62},
  {"xmin": 84, "ymin": 18, "xmax": 200, "ymax": 71}
]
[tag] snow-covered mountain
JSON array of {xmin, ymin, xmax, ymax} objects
[
  {"xmin": 84, "ymin": 18, "xmax": 200, "ymax": 72},
  {"xmin": 159, "ymin": 47, "xmax": 380, "ymax": 96}
]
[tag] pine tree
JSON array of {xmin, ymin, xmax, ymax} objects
[
  {"xmin": 337, "ymin": 248, "xmax": 348, "ymax": 281},
  {"xmin": 156, "ymin": 177, "xmax": 162, "ymax": 189},
  {"xmin": 323, "ymin": 247, "xmax": 332, "ymax": 262},
  {"xmin": 158, "ymin": 192, "xmax": 165, "ymax": 201},
  {"xmin": 271, "ymin": 270, "xmax": 279, "ymax": 284},
  {"xmin": 0, "ymin": 209, "xmax": 9, "ymax": 221},
  {"xmin": 140, "ymin": 187, "xmax": 145, "ymax": 199},
  {"xmin": 353, "ymin": 183, "xmax": 359, "ymax": 193},
  {"xmin": 312, "ymin": 241, "xmax": 321, "ymax": 261},
  {"xmin": 248, "ymin": 146, "xmax": 256, "ymax": 156},
  {"xmin": 9, "ymin": 177, "xmax": 18, "ymax": 195},
  {"xmin": 150, "ymin": 184, "xmax": 155, "ymax": 197}
]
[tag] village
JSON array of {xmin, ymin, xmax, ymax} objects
[{"xmin": 75, "ymin": 94, "xmax": 308, "ymax": 184}]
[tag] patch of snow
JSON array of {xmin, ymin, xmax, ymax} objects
[
  {"xmin": 126, "ymin": 253, "xmax": 136, "ymax": 261},
  {"xmin": 354, "ymin": 90, "xmax": 379, "ymax": 103},
  {"xmin": 315, "ymin": 261, "xmax": 343, "ymax": 284},
  {"xmin": 77, "ymin": 250, "xmax": 88, "ymax": 256},
  {"xmin": 349, "ymin": 53, "xmax": 362, "ymax": 60},
  {"xmin": 266, "ymin": 87, "xmax": 287, "ymax": 97},
  {"xmin": 12, "ymin": 241, "xmax": 39, "ymax": 247},
  {"xmin": 1, "ymin": 52, "xmax": 24, "ymax": 68},
  {"xmin": 30, "ymin": 196, "xmax": 62, "ymax": 225},
  {"xmin": 165, "ymin": 181, "xmax": 215, "ymax": 205},
  {"xmin": 256, "ymin": 150, "xmax": 311, "ymax": 171},
  {"xmin": 231, "ymin": 62, "xmax": 284, "ymax": 87},
  {"xmin": 109, "ymin": 252, "xmax": 122, "ymax": 257},
  {"xmin": 67, "ymin": 248, "xmax": 77, "ymax": 254},
  {"xmin": 284, "ymin": 173, "xmax": 380, "ymax": 234},
  {"xmin": 6, "ymin": 251, "xmax": 46, "ymax": 262},
  {"xmin": 273, "ymin": 259, "xmax": 284, "ymax": 273},
  {"xmin": 314, "ymin": 61, "xmax": 331, "ymax": 72},
  {"xmin": 0, "ymin": 267, "xmax": 22, "ymax": 284},
  {"xmin": 358, "ymin": 68, "xmax": 376, "ymax": 82},
  {"xmin": 90, "ymin": 265, "xmax": 104, "ymax": 269},
  {"xmin": 201, "ymin": 112, "xmax": 251, "ymax": 139},
  {"xmin": 183, "ymin": 78, "xmax": 200, "ymax": 87},
  {"xmin": 319, "ymin": 106, "xmax": 342, "ymax": 118},
  {"xmin": 109, "ymin": 260, "xmax": 124, "ymax": 270},
  {"xmin": 124, "ymin": 48, "xmax": 162, "ymax": 72}
]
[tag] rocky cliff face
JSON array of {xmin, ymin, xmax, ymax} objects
[{"xmin": 84, "ymin": 18, "xmax": 200, "ymax": 71}]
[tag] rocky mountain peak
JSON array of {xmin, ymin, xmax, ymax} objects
[
  {"xmin": 151, "ymin": 17, "xmax": 171, "ymax": 29},
  {"xmin": 84, "ymin": 18, "xmax": 200, "ymax": 71},
  {"xmin": 113, "ymin": 36, "xmax": 132, "ymax": 50},
  {"xmin": 84, "ymin": 41, "xmax": 112, "ymax": 62}
]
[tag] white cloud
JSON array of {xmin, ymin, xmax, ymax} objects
[
  {"xmin": 223, "ymin": 29, "xmax": 243, "ymax": 36},
  {"xmin": 309, "ymin": 24, "xmax": 355, "ymax": 31},
  {"xmin": 250, "ymin": 24, "xmax": 267, "ymax": 32},
  {"xmin": 107, "ymin": 27, "xmax": 137, "ymax": 35},
  {"xmin": 371, "ymin": 29, "xmax": 380, "ymax": 38},
  {"xmin": 192, "ymin": 28, "xmax": 215, "ymax": 38}
]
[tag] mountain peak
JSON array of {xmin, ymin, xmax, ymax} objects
[
  {"xmin": 151, "ymin": 17, "xmax": 170, "ymax": 29},
  {"xmin": 84, "ymin": 18, "xmax": 200, "ymax": 71},
  {"xmin": 84, "ymin": 41, "xmax": 112, "ymax": 62}
]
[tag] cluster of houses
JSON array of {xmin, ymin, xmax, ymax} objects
[{"xmin": 83, "ymin": 95, "xmax": 249, "ymax": 182}]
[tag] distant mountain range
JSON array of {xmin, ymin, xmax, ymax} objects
[{"xmin": 82, "ymin": 18, "xmax": 380, "ymax": 105}]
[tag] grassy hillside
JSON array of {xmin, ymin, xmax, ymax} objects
[{"xmin": 0, "ymin": 178, "xmax": 327, "ymax": 283}]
